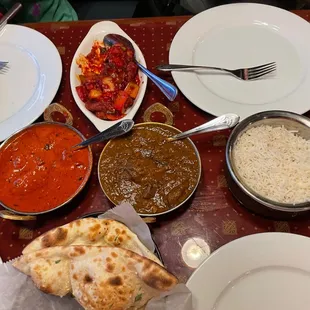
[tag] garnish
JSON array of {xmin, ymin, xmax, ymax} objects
[{"xmin": 135, "ymin": 293, "xmax": 142, "ymax": 302}]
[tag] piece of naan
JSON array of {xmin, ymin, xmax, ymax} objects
[
  {"xmin": 13, "ymin": 246, "xmax": 71, "ymax": 296},
  {"xmin": 13, "ymin": 246, "xmax": 178, "ymax": 310},
  {"xmin": 18, "ymin": 218, "xmax": 161, "ymax": 297},
  {"xmin": 23, "ymin": 218, "xmax": 160, "ymax": 264}
]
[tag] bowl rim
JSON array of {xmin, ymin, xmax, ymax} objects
[
  {"xmin": 226, "ymin": 110, "xmax": 310, "ymax": 212},
  {"xmin": 0, "ymin": 121, "xmax": 93, "ymax": 215},
  {"xmin": 97, "ymin": 121, "xmax": 202, "ymax": 217}
]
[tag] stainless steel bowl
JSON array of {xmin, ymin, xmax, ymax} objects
[
  {"xmin": 226, "ymin": 110, "xmax": 310, "ymax": 219},
  {"xmin": 98, "ymin": 122, "xmax": 202, "ymax": 217},
  {"xmin": 0, "ymin": 122, "xmax": 93, "ymax": 216}
]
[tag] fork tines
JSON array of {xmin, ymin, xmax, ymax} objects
[
  {"xmin": 246, "ymin": 62, "xmax": 276, "ymax": 80},
  {"xmin": 0, "ymin": 61, "xmax": 9, "ymax": 73}
]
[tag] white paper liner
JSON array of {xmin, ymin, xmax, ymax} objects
[
  {"xmin": 0, "ymin": 203, "xmax": 192, "ymax": 310},
  {"xmin": 0, "ymin": 262, "xmax": 83, "ymax": 310},
  {"xmin": 146, "ymin": 284, "xmax": 193, "ymax": 310},
  {"xmin": 98, "ymin": 202, "xmax": 155, "ymax": 252}
]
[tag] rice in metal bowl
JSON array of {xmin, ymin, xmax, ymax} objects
[{"xmin": 233, "ymin": 124, "xmax": 310, "ymax": 205}]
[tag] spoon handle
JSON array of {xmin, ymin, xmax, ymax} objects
[
  {"xmin": 137, "ymin": 63, "xmax": 178, "ymax": 101},
  {"xmin": 167, "ymin": 114, "xmax": 240, "ymax": 142},
  {"xmin": 0, "ymin": 3, "xmax": 22, "ymax": 29},
  {"xmin": 73, "ymin": 119, "xmax": 134, "ymax": 149}
]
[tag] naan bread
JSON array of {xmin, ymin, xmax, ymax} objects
[
  {"xmin": 13, "ymin": 246, "xmax": 178, "ymax": 310},
  {"xmin": 13, "ymin": 246, "xmax": 71, "ymax": 296},
  {"xmin": 18, "ymin": 218, "xmax": 161, "ymax": 297},
  {"xmin": 23, "ymin": 218, "xmax": 161, "ymax": 265}
]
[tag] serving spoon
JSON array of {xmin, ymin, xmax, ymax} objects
[
  {"xmin": 103, "ymin": 33, "xmax": 178, "ymax": 101},
  {"xmin": 167, "ymin": 113, "xmax": 240, "ymax": 142},
  {"xmin": 73, "ymin": 119, "xmax": 134, "ymax": 149}
]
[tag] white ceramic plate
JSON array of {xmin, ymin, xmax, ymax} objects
[
  {"xmin": 70, "ymin": 21, "xmax": 147, "ymax": 132},
  {"xmin": 187, "ymin": 233, "xmax": 310, "ymax": 310},
  {"xmin": 170, "ymin": 4, "xmax": 310, "ymax": 119},
  {"xmin": 0, "ymin": 25, "xmax": 62, "ymax": 141}
]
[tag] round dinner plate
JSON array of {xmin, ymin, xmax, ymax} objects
[
  {"xmin": 187, "ymin": 232, "xmax": 310, "ymax": 310},
  {"xmin": 170, "ymin": 4, "xmax": 310, "ymax": 119},
  {"xmin": 0, "ymin": 25, "xmax": 62, "ymax": 141}
]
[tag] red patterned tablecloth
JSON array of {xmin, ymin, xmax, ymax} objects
[{"xmin": 1, "ymin": 11, "xmax": 310, "ymax": 283}]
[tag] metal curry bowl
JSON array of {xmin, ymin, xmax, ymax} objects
[
  {"xmin": 98, "ymin": 122, "xmax": 202, "ymax": 217},
  {"xmin": 226, "ymin": 110, "xmax": 310, "ymax": 219},
  {"xmin": 0, "ymin": 122, "xmax": 93, "ymax": 216}
]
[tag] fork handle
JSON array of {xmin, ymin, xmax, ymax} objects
[
  {"xmin": 157, "ymin": 64, "xmax": 227, "ymax": 72},
  {"xmin": 0, "ymin": 3, "xmax": 22, "ymax": 28}
]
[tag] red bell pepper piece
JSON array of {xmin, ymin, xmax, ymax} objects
[
  {"xmin": 76, "ymin": 86, "xmax": 87, "ymax": 102},
  {"xmin": 114, "ymin": 91, "xmax": 129, "ymax": 113}
]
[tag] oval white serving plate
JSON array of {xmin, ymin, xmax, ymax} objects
[{"xmin": 70, "ymin": 21, "xmax": 147, "ymax": 132}]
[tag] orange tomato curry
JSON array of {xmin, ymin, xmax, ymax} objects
[{"xmin": 0, "ymin": 123, "xmax": 92, "ymax": 213}]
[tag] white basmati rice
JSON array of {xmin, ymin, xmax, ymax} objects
[{"xmin": 233, "ymin": 125, "xmax": 310, "ymax": 204}]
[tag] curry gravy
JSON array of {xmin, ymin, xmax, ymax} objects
[{"xmin": 99, "ymin": 123, "xmax": 200, "ymax": 214}]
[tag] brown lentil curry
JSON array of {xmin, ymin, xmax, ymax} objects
[{"xmin": 99, "ymin": 123, "xmax": 200, "ymax": 214}]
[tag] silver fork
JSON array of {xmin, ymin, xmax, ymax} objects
[{"xmin": 157, "ymin": 62, "xmax": 276, "ymax": 81}]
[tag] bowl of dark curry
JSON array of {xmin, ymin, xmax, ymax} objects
[
  {"xmin": 98, "ymin": 122, "xmax": 201, "ymax": 216},
  {"xmin": 0, "ymin": 122, "xmax": 93, "ymax": 215}
]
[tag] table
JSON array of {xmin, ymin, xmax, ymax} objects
[{"xmin": 1, "ymin": 11, "xmax": 310, "ymax": 283}]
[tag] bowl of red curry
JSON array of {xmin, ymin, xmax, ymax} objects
[
  {"xmin": 98, "ymin": 122, "xmax": 202, "ymax": 216},
  {"xmin": 0, "ymin": 122, "xmax": 93, "ymax": 215}
]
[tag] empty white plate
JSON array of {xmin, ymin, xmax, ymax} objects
[
  {"xmin": 170, "ymin": 3, "xmax": 310, "ymax": 119},
  {"xmin": 0, "ymin": 25, "xmax": 62, "ymax": 141},
  {"xmin": 187, "ymin": 233, "xmax": 310, "ymax": 310}
]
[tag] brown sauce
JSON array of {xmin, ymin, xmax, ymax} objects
[{"xmin": 98, "ymin": 123, "xmax": 200, "ymax": 214}]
